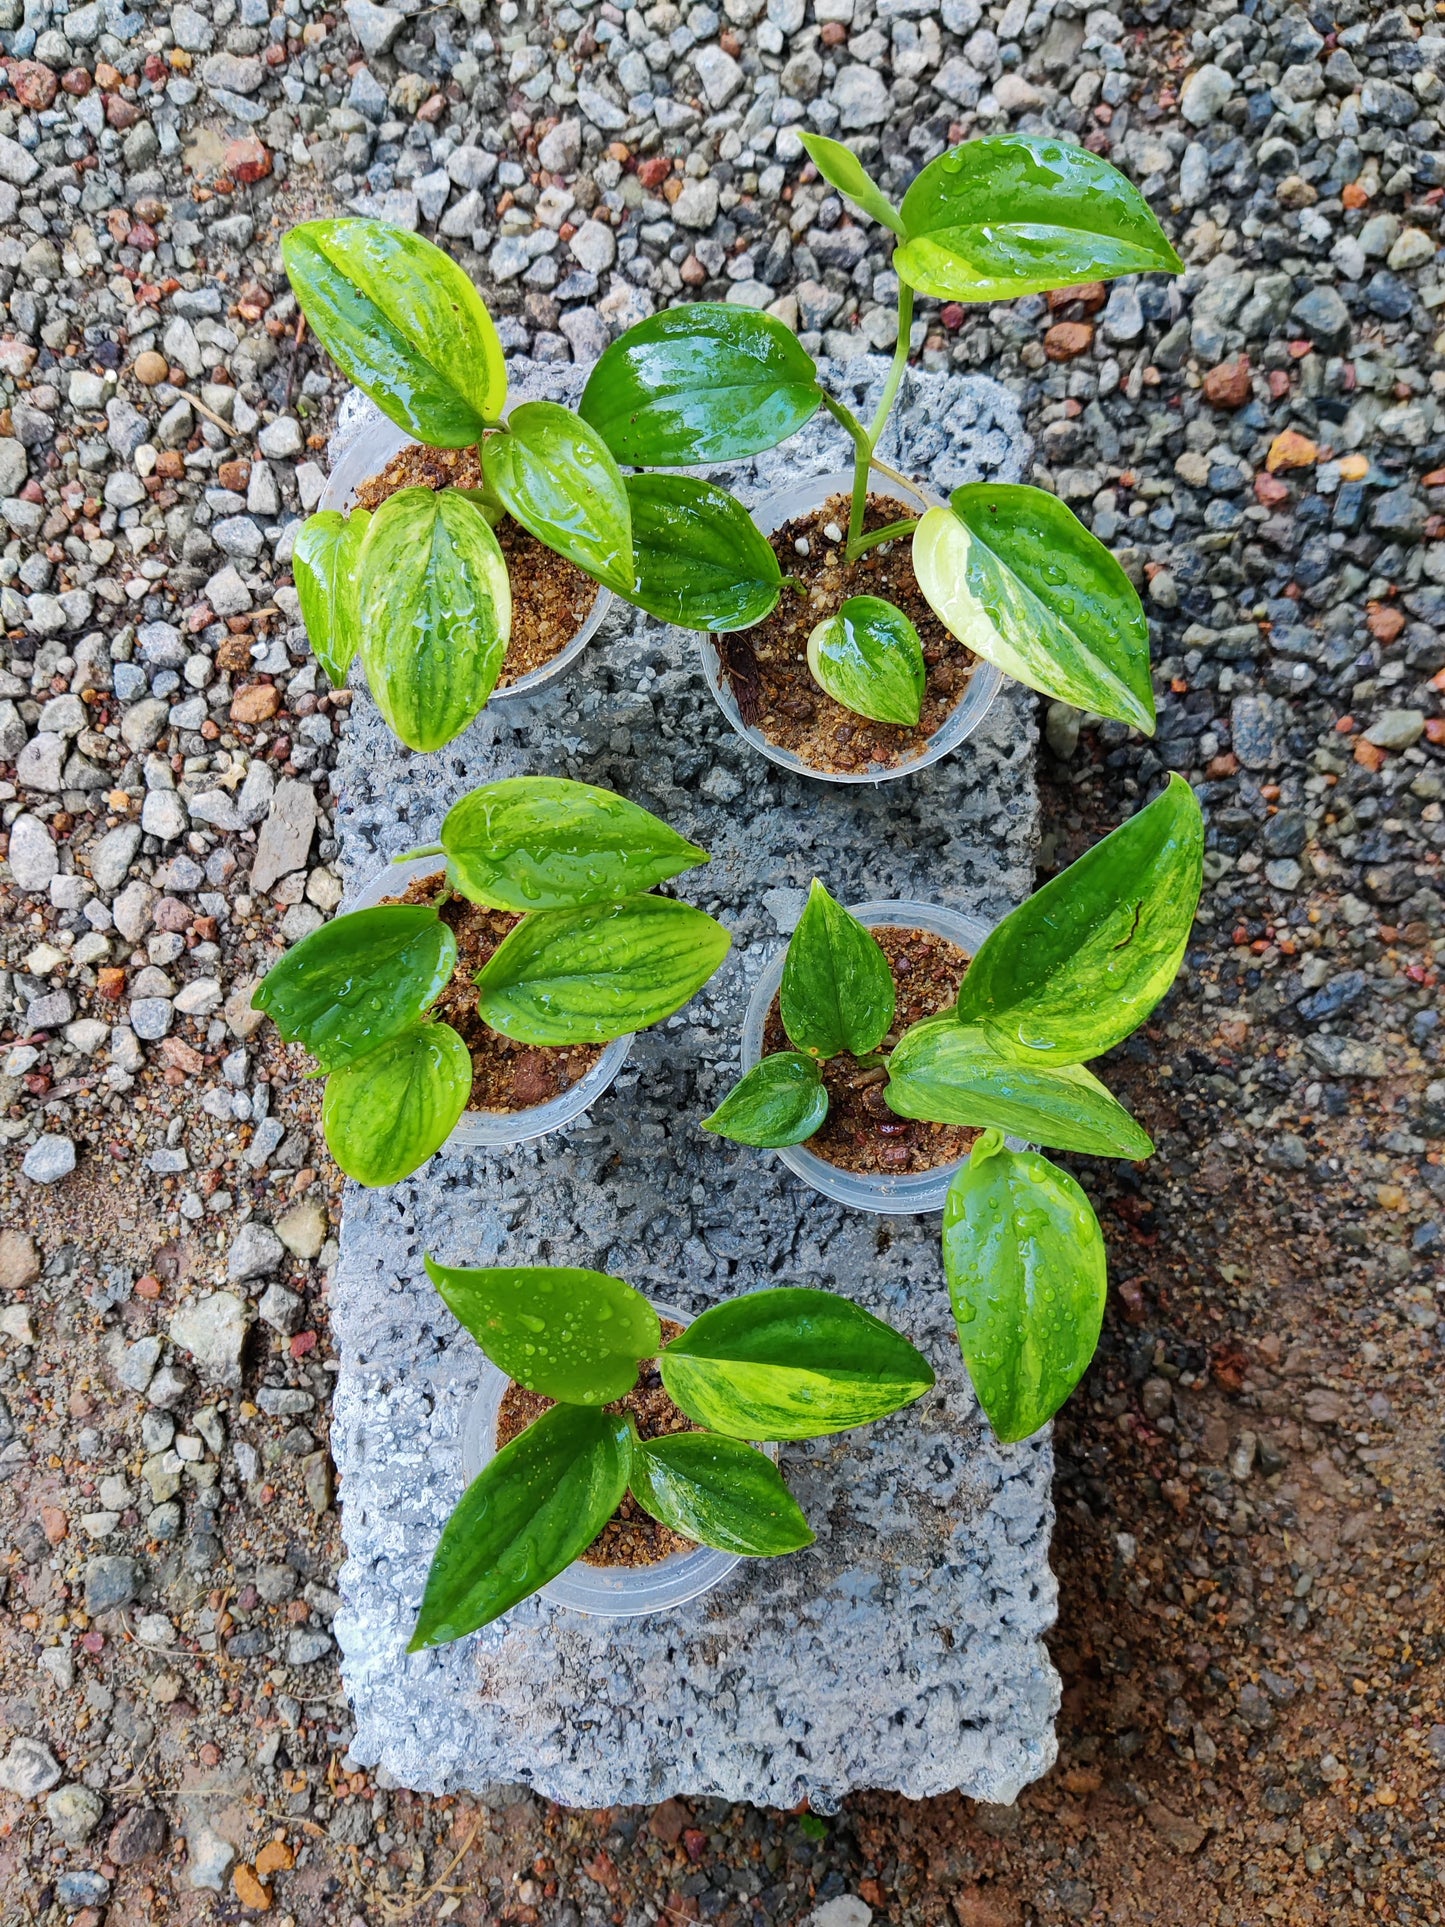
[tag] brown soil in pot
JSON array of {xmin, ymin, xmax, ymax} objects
[
  {"xmin": 387, "ymin": 873, "xmax": 605, "ymax": 1113},
  {"xmin": 715, "ymin": 491, "xmax": 978, "ymax": 774},
  {"xmin": 495, "ymin": 1320, "xmax": 698, "ymax": 1569},
  {"xmin": 761, "ymin": 923, "xmax": 980, "ymax": 1176},
  {"xmin": 353, "ymin": 443, "xmax": 599, "ymax": 687}
]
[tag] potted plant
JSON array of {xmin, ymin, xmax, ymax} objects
[
  {"xmin": 409, "ymin": 1259, "xmax": 935, "ymax": 1646},
  {"xmin": 705, "ymin": 775, "xmax": 1204, "ymax": 1443},
  {"xmin": 251, "ymin": 776, "xmax": 730, "ymax": 1185},
  {"xmin": 577, "ymin": 134, "xmax": 1182, "ymax": 780}
]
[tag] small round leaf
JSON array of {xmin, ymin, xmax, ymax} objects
[{"xmin": 806, "ymin": 595, "xmax": 925, "ymax": 727}]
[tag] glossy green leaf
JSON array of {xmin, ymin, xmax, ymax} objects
[
  {"xmin": 701, "ymin": 1052, "xmax": 828, "ymax": 1148},
  {"xmin": 283, "ymin": 218, "xmax": 506, "ymax": 446},
  {"xmin": 293, "ymin": 508, "xmax": 369, "ymax": 687},
  {"xmin": 781, "ymin": 880, "xmax": 895, "ymax": 1060},
  {"xmin": 322, "ymin": 1023, "xmax": 471, "ymax": 1187},
  {"xmin": 624, "ymin": 475, "xmax": 784, "ymax": 632},
  {"xmin": 942, "ymin": 1131, "xmax": 1107, "ymax": 1442},
  {"xmin": 883, "ymin": 1018, "xmax": 1153, "ymax": 1158},
  {"xmin": 955, "ymin": 775, "xmax": 1204, "ymax": 1065},
  {"xmin": 806, "ymin": 595, "xmax": 924, "ymax": 727},
  {"xmin": 409, "ymin": 1404, "xmax": 632, "ymax": 1647},
  {"xmin": 660, "ymin": 1287, "xmax": 934, "ymax": 1441},
  {"xmin": 798, "ymin": 132, "xmax": 902, "ymax": 235},
  {"xmin": 579, "ymin": 304, "xmax": 821, "ymax": 465},
  {"xmin": 482, "ymin": 402, "xmax": 634, "ymax": 594},
  {"xmin": 629, "ymin": 1430, "xmax": 814, "ymax": 1556},
  {"xmin": 474, "ymin": 893, "xmax": 732, "ymax": 1045},
  {"xmin": 357, "ymin": 486, "xmax": 511, "ymax": 752},
  {"xmin": 895, "ymin": 136, "xmax": 1182, "ymax": 302},
  {"xmin": 252, "ymin": 904, "xmax": 456, "ymax": 1073},
  {"xmin": 440, "ymin": 776, "xmax": 707, "ymax": 913},
  {"xmin": 423, "ymin": 1258, "xmax": 658, "ymax": 1404},
  {"xmin": 913, "ymin": 487, "xmax": 1154, "ymax": 733}
]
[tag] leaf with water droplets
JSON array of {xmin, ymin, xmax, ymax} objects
[
  {"xmin": 292, "ymin": 508, "xmax": 369, "ymax": 688},
  {"xmin": 806, "ymin": 595, "xmax": 925, "ymax": 727},
  {"xmin": 702, "ymin": 1052, "xmax": 828, "ymax": 1148},
  {"xmin": 424, "ymin": 1259, "xmax": 659, "ymax": 1404},
  {"xmin": 482, "ymin": 400, "xmax": 635, "ymax": 595},
  {"xmin": 781, "ymin": 880, "xmax": 895, "ymax": 1060},
  {"xmin": 322, "ymin": 1022, "xmax": 471, "ymax": 1187},
  {"xmin": 628, "ymin": 1430, "xmax": 815, "ymax": 1555},
  {"xmin": 942, "ymin": 1131, "xmax": 1107, "ymax": 1442},
  {"xmin": 624, "ymin": 474, "xmax": 784, "ymax": 633}
]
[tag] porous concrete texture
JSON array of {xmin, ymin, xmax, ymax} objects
[{"xmin": 329, "ymin": 357, "xmax": 1056, "ymax": 1808}]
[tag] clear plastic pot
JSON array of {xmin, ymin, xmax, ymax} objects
[
  {"xmin": 458, "ymin": 1299, "xmax": 752, "ymax": 1617},
  {"xmin": 739, "ymin": 898, "xmax": 994, "ymax": 1216},
  {"xmin": 344, "ymin": 854, "xmax": 632, "ymax": 1151},
  {"xmin": 319, "ymin": 410, "xmax": 614, "ymax": 700},
  {"xmin": 697, "ymin": 467, "xmax": 1002, "ymax": 785}
]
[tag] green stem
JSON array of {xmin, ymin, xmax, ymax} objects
[
  {"xmin": 395, "ymin": 842, "xmax": 444, "ymax": 861},
  {"xmin": 848, "ymin": 517, "xmax": 918, "ymax": 558},
  {"xmin": 819, "ymin": 280, "xmax": 919, "ymax": 561},
  {"xmin": 819, "ymin": 391, "xmax": 873, "ymax": 556},
  {"xmin": 866, "ymin": 280, "xmax": 915, "ymax": 448}
]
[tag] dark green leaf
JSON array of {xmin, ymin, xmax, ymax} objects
[
  {"xmin": 357, "ymin": 486, "xmax": 511, "ymax": 752},
  {"xmin": 781, "ymin": 880, "xmax": 895, "ymax": 1060},
  {"xmin": 806, "ymin": 594, "xmax": 924, "ymax": 726},
  {"xmin": 252, "ymin": 904, "xmax": 456, "ymax": 1072},
  {"xmin": 579, "ymin": 304, "xmax": 821, "ymax": 465},
  {"xmin": 942, "ymin": 1131, "xmax": 1107, "ymax": 1442},
  {"xmin": 798, "ymin": 133, "xmax": 903, "ymax": 234},
  {"xmin": 322, "ymin": 1023, "xmax": 471, "ymax": 1187},
  {"xmin": 660, "ymin": 1287, "xmax": 934, "ymax": 1440},
  {"xmin": 474, "ymin": 893, "xmax": 732, "ymax": 1045},
  {"xmin": 624, "ymin": 474, "xmax": 784, "ymax": 633},
  {"xmin": 282, "ymin": 218, "xmax": 507, "ymax": 446},
  {"xmin": 482, "ymin": 402, "xmax": 634, "ymax": 594},
  {"xmin": 292, "ymin": 509, "xmax": 369, "ymax": 687},
  {"xmin": 423, "ymin": 1258, "xmax": 658, "ymax": 1404},
  {"xmin": 409, "ymin": 1404, "xmax": 632, "ymax": 1647},
  {"xmin": 895, "ymin": 136, "xmax": 1182, "ymax": 302},
  {"xmin": 441, "ymin": 775, "xmax": 708, "ymax": 912},
  {"xmin": 955, "ymin": 774, "xmax": 1203, "ymax": 1065},
  {"xmin": 912, "ymin": 485, "xmax": 1154, "ymax": 733},
  {"xmin": 628, "ymin": 1430, "xmax": 814, "ymax": 1555},
  {"xmin": 701, "ymin": 1052, "xmax": 828, "ymax": 1148}
]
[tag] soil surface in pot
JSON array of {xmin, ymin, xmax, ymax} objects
[
  {"xmin": 762, "ymin": 923, "xmax": 980, "ymax": 1176},
  {"xmin": 353, "ymin": 444, "xmax": 598, "ymax": 687},
  {"xmin": 496, "ymin": 1321, "xmax": 699, "ymax": 1568},
  {"xmin": 715, "ymin": 492, "xmax": 977, "ymax": 774},
  {"xmin": 387, "ymin": 874, "xmax": 604, "ymax": 1112}
]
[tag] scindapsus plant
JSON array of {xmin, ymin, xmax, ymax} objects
[
  {"xmin": 409, "ymin": 1260, "xmax": 935, "ymax": 1645},
  {"xmin": 705, "ymin": 775, "xmax": 1205, "ymax": 1442},
  {"xmin": 252, "ymin": 777, "xmax": 730, "ymax": 1186}
]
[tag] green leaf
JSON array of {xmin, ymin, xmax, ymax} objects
[
  {"xmin": 252, "ymin": 904, "xmax": 456, "ymax": 1072},
  {"xmin": 482, "ymin": 401, "xmax": 635, "ymax": 594},
  {"xmin": 474, "ymin": 893, "xmax": 732, "ymax": 1045},
  {"xmin": 440, "ymin": 775, "xmax": 707, "ymax": 913},
  {"xmin": 579, "ymin": 304, "xmax": 821, "ymax": 465},
  {"xmin": 293, "ymin": 509, "xmax": 369, "ymax": 687},
  {"xmin": 781, "ymin": 880, "xmax": 895, "ymax": 1060},
  {"xmin": 357, "ymin": 486, "xmax": 511, "ymax": 752},
  {"xmin": 895, "ymin": 136, "xmax": 1182, "ymax": 302},
  {"xmin": 282, "ymin": 218, "xmax": 507, "ymax": 447},
  {"xmin": 883, "ymin": 1018, "xmax": 1153, "ymax": 1158},
  {"xmin": 660, "ymin": 1287, "xmax": 934, "ymax": 1441},
  {"xmin": 701, "ymin": 1052, "xmax": 828, "ymax": 1148},
  {"xmin": 409, "ymin": 1403, "xmax": 632, "ymax": 1647},
  {"xmin": 322, "ymin": 1023, "xmax": 471, "ymax": 1187},
  {"xmin": 942, "ymin": 1131, "xmax": 1107, "ymax": 1442},
  {"xmin": 955, "ymin": 774, "xmax": 1204, "ymax": 1065},
  {"xmin": 624, "ymin": 474, "xmax": 784, "ymax": 633},
  {"xmin": 628, "ymin": 1430, "xmax": 814, "ymax": 1556},
  {"xmin": 806, "ymin": 595, "xmax": 924, "ymax": 727},
  {"xmin": 423, "ymin": 1258, "xmax": 659, "ymax": 1404},
  {"xmin": 912, "ymin": 487, "xmax": 1154, "ymax": 733},
  {"xmin": 798, "ymin": 132, "xmax": 903, "ymax": 235}
]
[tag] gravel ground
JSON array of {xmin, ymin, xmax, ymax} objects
[{"xmin": 1, "ymin": 0, "xmax": 1443, "ymax": 1918}]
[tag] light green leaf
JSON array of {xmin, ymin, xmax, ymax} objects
[
  {"xmin": 282, "ymin": 218, "xmax": 506, "ymax": 446},
  {"xmin": 423, "ymin": 1258, "xmax": 659, "ymax": 1404},
  {"xmin": 293, "ymin": 508, "xmax": 369, "ymax": 687},
  {"xmin": 357, "ymin": 486, "xmax": 511, "ymax": 752},
  {"xmin": 955, "ymin": 774, "xmax": 1203, "ymax": 1065},
  {"xmin": 806, "ymin": 594, "xmax": 924, "ymax": 727},
  {"xmin": 482, "ymin": 401, "xmax": 634, "ymax": 594},
  {"xmin": 781, "ymin": 880, "xmax": 894, "ymax": 1060},
  {"xmin": 474, "ymin": 893, "xmax": 732, "ymax": 1045},
  {"xmin": 660, "ymin": 1287, "xmax": 934, "ymax": 1441},
  {"xmin": 942, "ymin": 1131, "xmax": 1107, "ymax": 1442},
  {"xmin": 629, "ymin": 1430, "xmax": 814, "ymax": 1556},
  {"xmin": 322, "ymin": 1023, "xmax": 471, "ymax": 1187},
  {"xmin": 624, "ymin": 474, "xmax": 784, "ymax": 633},
  {"xmin": 798, "ymin": 132, "xmax": 903, "ymax": 235},
  {"xmin": 701, "ymin": 1052, "xmax": 828, "ymax": 1148},
  {"xmin": 912, "ymin": 487, "xmax": 1154, "ymax": 733}
]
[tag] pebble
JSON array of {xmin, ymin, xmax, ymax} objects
[
  {"xmin": 0, "ymin": 1738, "xmax": 63, "ymax": 1799},
  {"xmin": 22, "ymin": 1136, "xmax": 76, "ymax": 1185},
  {"xmin": 169, "ymin": 1291, "xmax": 250, "ymax": 1387},
  {"xmin": 45, "ymin": 1783, "xmax": 105, "ymax": 1843}
]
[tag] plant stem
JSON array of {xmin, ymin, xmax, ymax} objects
[
  {"xmin": 820, "ymin": 280, "xmax": 919, "ymax": 561},
  {"xmin": 395, "ymin": 842, "xmax": 444, "ymax": 861},
  {"xmin": 848, "ymin": 516, "xmax": 918, "ymax": 558},
  {"xmin": 866, "ymin": 280, "xmax": 914, "ymax": 449},
  {"xmin": 819, "ymin": 392, "xmax": 873, "ymax": 555}
]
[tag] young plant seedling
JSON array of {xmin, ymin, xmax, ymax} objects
[
  {"xmin": 579, "ymin": 134, "xmax": 1180, "ymax": 735},
  {"xmin": 252, "ymin": 777, "xmax": 730, "ymax": 1186},
  {"xmin": 409, "ymin": 1259, "xmax": 936, "ymax": 1645},
  {"xmin": 705, "ymin": 775, "xmax": 1205, "ymax": 1441}
]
